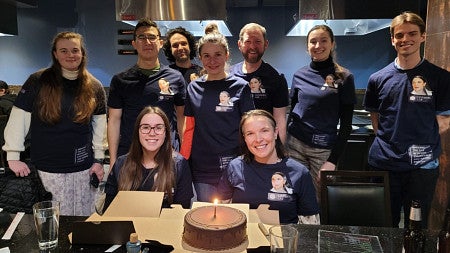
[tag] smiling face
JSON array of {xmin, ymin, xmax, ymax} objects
[
  {"xmin": 325, "ymin": 75, "xmax": 334, "ymax": 85},
  {"xmin": 219, "ymin": 92, "xmax": 230, "ymax": 104},
  {"xmin": 307, "ymin": 28, "xmax": 334, "ymax": 62},
  {"xmin": 139, "ymin": 113, "xmax": 166, "ymax": 154},
  {"xmin": 158, "ymin": 79, "xmax": 170, "ymax": 93},
  {"xmin": 169, "ymin": 33, "xmax": 190, "ymax": 63},
  {"xmin": 199, "ymin": 42, "xmax": 229, "ymax": 79},
  {"xmin": 53, "ymin": 38, "xmax": 83, "ymax": 71},
  {"xmin": 271, "ymin": 174, "xmax": 285, "ymax": 191},
  {"xmin": 242, "ymin": 115, "xmax": 278, "ymax": 164},
  {"xmin": 391, "ymin": 23, "xmax": 425, "ymax": 58},
  {"xmin": 238, "ymin": 29, "xmax": 268, "ymax": 64}
]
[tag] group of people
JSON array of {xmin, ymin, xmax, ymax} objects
[{"xmin": 2, "ymin": 11, "xmax": 449, "ymax": 229}]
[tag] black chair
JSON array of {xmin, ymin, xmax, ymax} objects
[
  {"xmin": 320, "ymin": 170, "xmax": 392, "ymax": 227},
  {"xmin": 337, "ymin": 133, "xmax": 375, "ymax": 171}
]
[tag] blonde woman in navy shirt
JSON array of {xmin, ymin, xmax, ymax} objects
[{"xmin": 181, "ymin": 26, "xmax": 254, "ymax": 202}]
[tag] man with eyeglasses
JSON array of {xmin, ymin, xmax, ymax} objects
[
  {"xmin": 108, "ymin": 18, "xmax": 186, "ymax": 167},
  {"xmin": 162, "ymin": 27, "xmax": 202, "ymax": 84}
]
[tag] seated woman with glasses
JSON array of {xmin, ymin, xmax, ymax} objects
[
  {"xmin": 217, "ymin": 109, "xmax": 319, "ymax": 224},
  {"xmin": 103, "ymin": 106, "xmax": 193, "ymax": 212}
]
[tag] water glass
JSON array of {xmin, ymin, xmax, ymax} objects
[
  {"xmin": 33, "ymin": 201, "xmax": 60, "ymax": 250},
  {"xmin": 269, "ymin": 224, "xmax": 299, "ymax": 253}
]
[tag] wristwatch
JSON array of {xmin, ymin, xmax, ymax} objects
[{"xmin": 93, "ymin": 158, "xmax": 104, "ymax": 165}]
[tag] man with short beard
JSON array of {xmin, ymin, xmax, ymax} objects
[
  {"xmin": 230, "ymin": 23, "xmax": 289, "ymax": 143},
  {"xmin": 163, "ymin": 27, "xmax": 202, "ymax": 84}
]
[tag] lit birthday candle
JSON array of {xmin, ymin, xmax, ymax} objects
[{"xmin": 213, "ymin": 199, "xmax": 218, "ymax": 218}]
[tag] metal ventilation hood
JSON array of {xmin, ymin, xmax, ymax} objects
[
  {"xmin": 0, "ymin": 1, "xmax": 18, "ymax": 36},
  {"xmin": 287, "ymin": 19, "xmax": 391, "ymax": 36},
  {"xmin": 0, "ymin": 0, "xmax": 37, "ymax": 36},
  {"xmin": 115, "ymin": 0, "xmax": 232, "ymax": 36},
  {"xmin": 287, "ymin": 0, "xmax": 391, "ymax": 36}
]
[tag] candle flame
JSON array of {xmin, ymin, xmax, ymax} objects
[{"xmin": 214, "ymin": 199, "xmax": 218, "ymax": 205}]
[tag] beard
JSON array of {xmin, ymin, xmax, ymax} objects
[
  {"xmin": 175, "ymin": 54, "xmax": 189, "ymax": 63},
  {"xmin": 243, "ymin": 50, "xmax": 263, "ymax": 64}
]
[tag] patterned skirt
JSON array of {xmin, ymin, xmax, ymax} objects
[{"xmin": 38, "ymin": 169, "xmax": 96, "ymax": 216}]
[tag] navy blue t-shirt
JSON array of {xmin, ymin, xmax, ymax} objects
[
  {"xmin": 184, "ymin": 75, "xmax": 255, "ymax": 184},
  {"xmin": 108, "ymin": 65, "xmax": 186, "ymax": 155},
  {"xmin": 230, "ymin": 61, "xmax": 289, "ymax": 114},
  {"xmin": 217, "ymin": 157, "xmax": 319, "ymax": 224},
  {"xmin": 289, "ymin": 63, "xmax": 356, "ymax": 149},
  {"xmin": 14, "ymin": 70, "xmax": 106, "ymax": 173},
  {"xmin": 364, "ymin": 60, "xmax": 450, "ymax": 171},
  {"xmin": 169, "ymin": 63, "xmax": 202, "ymax": 84}
]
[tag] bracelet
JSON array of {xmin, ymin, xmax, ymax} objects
[{"xmin": 93, "ymin": 158, "xmax": 104, "ymax": 165}]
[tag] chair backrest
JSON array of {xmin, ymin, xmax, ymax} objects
[
  {"xmin": 320, "ymin": 170, "xmax": 392, "ymax": 227},
  {"xmin": 337, "ymin": 133, "xmax": 374, "ymax": 171}
]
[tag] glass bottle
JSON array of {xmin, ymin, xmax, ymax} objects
[
  {"xmin": 438, "ymin": 205, "xmax": 450, "ymax": 253},
  {"xmin": 403, "ymin": 200, "xmax": 425, "ymax": 253},
  {"xmin": 126, "ymin": 233, "xmax": 141, "ymax": 253}
]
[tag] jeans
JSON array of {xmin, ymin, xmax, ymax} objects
[{"xmin": 193, "ymin": 182, "xmax": 218, "ymax": 202}]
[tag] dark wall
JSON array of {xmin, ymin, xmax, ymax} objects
[{"xmin": 0, "ymin": 0, "xmax": 398, "ymax": 89}]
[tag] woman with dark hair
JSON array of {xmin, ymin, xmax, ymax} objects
[
  {"xmin": 411, "ymin": 75, "xmax": 432, "ymax": 96},
  {"xmin": 3, "ymin": 31, "xmax": 107, "ymax": 216},
  {"xmin": 217, "ymin": 109, "xmax": 319, "ymax": 224},
  {"xmin": 287, "ymin": 25, "xmax": 356, "ymax": 197},
  {"xmin": 103, "ymin": 106, "xmax": 193, "ymax": 211}
]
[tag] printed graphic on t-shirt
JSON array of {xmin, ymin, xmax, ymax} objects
[
  {"xmin": 215, "ymin": 90, "xmax": 234, "ymax": 112},
  {"xmin": 74, "ymin": 144, "xmax": 89, "ymax": 164},
  {"xmin": 249, "ymin": 76, "xmax": 266, "ymax": 94},
  {"xmin": 321, "ymin": 74, "xmax": 339, "ymax": 90},
  {"xmin": 219, "ymin": 155, "xmax": 235, "ymax": 170},
  {"xmin": 312, "ymin": 134, "xmax": 330, "ymax": 147},
  {"xmin": 408, "ymin": 144, "xmax": 433, "ymax": 166},
  {"xmin": 189, "ymin": 72, "xmax": 200, "ymax": 82},
  {"xmin": 268, "ymin": 172, "xmax": 294, "ymax": 202},
  {"xmin": 158, "ymin": 78, "xmax": 174, "ymax": 95},
  {"xmin": 409, "ymin": 75, "xmax": 433, "ymax": 103}
]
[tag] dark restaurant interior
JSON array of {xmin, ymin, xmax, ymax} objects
[{"xmin": 0, "ymin": 0, "xmax": 449, "ymax": 252}]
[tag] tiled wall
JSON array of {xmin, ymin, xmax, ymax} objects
[{"xmin": 426, "ymin": 0, "xmax": 450, "ymax": 230}]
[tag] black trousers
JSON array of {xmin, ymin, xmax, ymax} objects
[{"xmin": 369, "ymin": 165, "xmax": 439, "ymax": 228}]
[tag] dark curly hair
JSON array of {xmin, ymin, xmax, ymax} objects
[{"xmin": 162, "ymin": 27, "xmax": 197, "ymax": 62}]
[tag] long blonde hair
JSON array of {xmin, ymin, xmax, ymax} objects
[
  {"xmin": 36, "ymin": 32, "xmax": 97, "ymax": 125},
  {"xmin": 118, "ymin": 106, "xmax": 175, "ymax": 204}
]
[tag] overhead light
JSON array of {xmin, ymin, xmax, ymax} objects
[
  {"xmin": 122, "ymin": 20, "xmax": 232, "ymax": 37},
  {"xmin": 287, "ymin": 19, "xmax": 391, "ymax": 36},
  {"xmin": 116, "ymin": 0, "xmax": 232, "ymax": 37}
]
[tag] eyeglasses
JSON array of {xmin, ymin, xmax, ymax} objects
[
  {"xmin": 136, "ymin": 34, "xmax": 159, "ymax": 43},
  {"xmin": 139, "ymin": 124, "xmax": 165, "ymax": 135}
]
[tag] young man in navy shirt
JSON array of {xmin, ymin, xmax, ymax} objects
[
  {"xmin": 108, "ymin": 19, "xmax": 186, "ymax": 167},
  {"xmin": 364, "ymin": 12, "xmax": 450, "ymax": 228}
]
